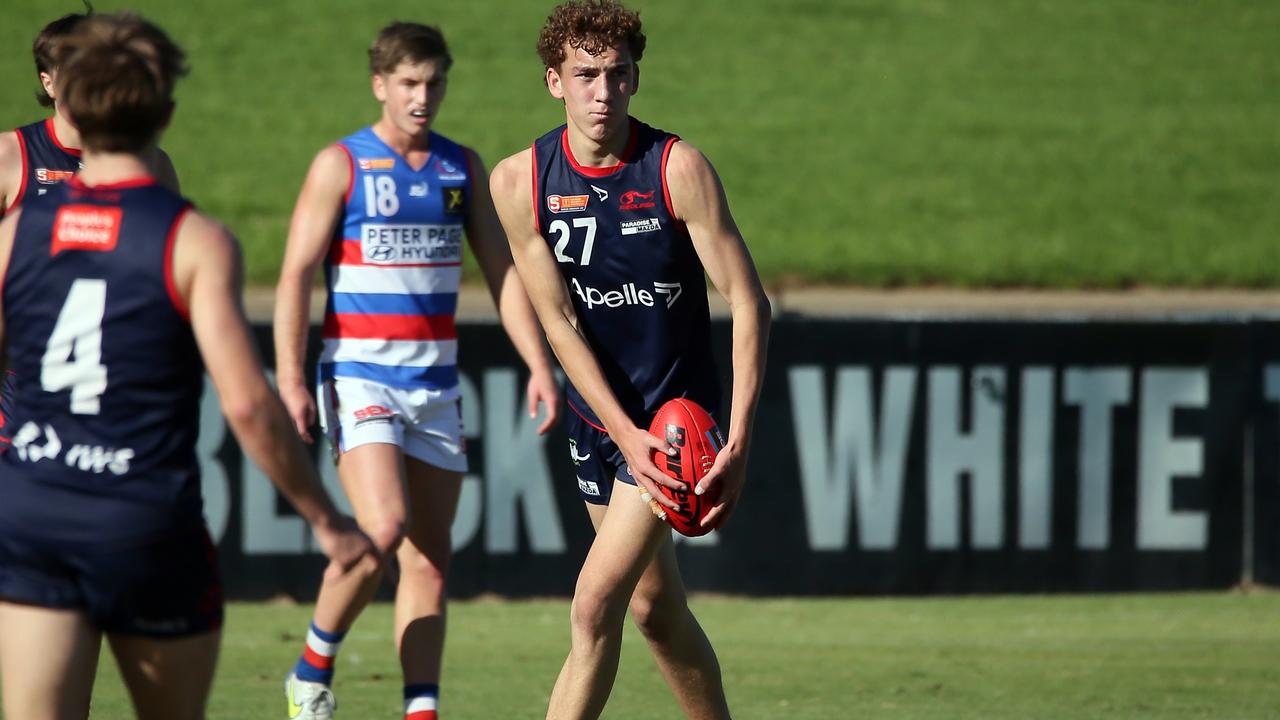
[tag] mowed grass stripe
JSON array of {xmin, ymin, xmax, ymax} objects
[
  {"xmin": 31, "ymin": 594, "xmax": 1279, "ymax": 719},
  {"xmin": 1, "ymin": 1, "xmax": 1277, "ymax": 287}
]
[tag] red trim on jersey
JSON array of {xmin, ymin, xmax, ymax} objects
[
  {"xmin": 659, "ymin": 135, "xmax": 681, "ymax": 223},
  {"xmin": 301, "ymin": 646, "xmax": 336, "ymax": 671},
  {"xmin": 323, "ymin": 312, "xmax": 457, "ymax": 341},
  {"xmin": 329, "ymin": 239, "xmax": 463, "ymax": 268},
  {"xmin": 67, "ymin": 175, "xmax": 157, "ymax": 191},
  {"xmin": 165, "ymin": 205, "xmax": 194, "ymax": 321},
  {"xmin": 335, "ymin": 143, "xmax": 356, "ymax": 206},
  {"xmin": 44, "ymin": 118, "xmax": 82, "ymax": 157},
  {"xmin": 406, "ymin": 711, "xmax": 438, "ymax": 720},
  {"xmin": 560, "ymin": 119, "xmax": 639, "ymax": 178},
  {"xmin": 568, "ymin": 400, "xmax": 608, "ymax": 432},
  {"xmin": 11, "ymin": 130, "xmax": 30, "ymax": 210},
  {"xmin": 529, "ymin": 143, "xmax": 541, "ymax": 231}
]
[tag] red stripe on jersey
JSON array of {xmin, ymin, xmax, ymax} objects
[
  {"xmin": 323, "ymin": 312, "xmax": 457, "ymax": 341},
  {"xmin": 302, "ymin": 646, "xmax": 336, "ymax": 671},
  {"xmin": 335, "ymin": 143, "xmax": 356, "ymax": 206},
  {"xmin": 560, "ymin": 119, "xmax": 639, "ymax": 178},
  {"xmin": 45, "ymin": 118, "xmax": 82, "ymax": 157},
  {"xmin": 660, "ymin": 136, "xmax": 681, "ymax": 223},
  {"xmin": 165, "ymin": 206, "xmax": 194, "ymax": 321},
  {"xmin": 568, "ymin": 400, "xmax": 608, "ymax": 432},
  {"xmin": 12, "ymin": 129, "xmax": 29, "ymax": 210},
  {"xmin": 406, "ymin": 711, "xmax": 438, "ymax": 720},
  {"xmin": 329, "ymin": 239, "xmax": 463, "ymax": 268},
  {"xmin": 67, "ymin": 175, "xmax": 157, "ymax": 191}
]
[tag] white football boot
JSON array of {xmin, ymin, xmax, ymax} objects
[{"xmin": 285, "ymin": 671, "xmax": 336, "ymax": 719}]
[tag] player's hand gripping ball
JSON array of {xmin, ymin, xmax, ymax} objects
[{"xmin": 645, "ymin": 398, "xmax": 724, "ymax": 536}]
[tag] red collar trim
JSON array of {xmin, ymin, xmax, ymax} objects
[
  {"xmin": 45, "ymin": 117, "xmax": 82, "ymax": 157},
  {"xmin": 561, "ymin": 119, "xmax": 638, "ymax": 178},
  {"xmin": 68, "ymin": 175, "xmax": 157, "ymax": 191}
]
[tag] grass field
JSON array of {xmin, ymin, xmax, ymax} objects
[
  {"xmin": 14, "ymin": 593, "xmax": 1274, "ymax": 719},
  {"xmin": 1, "ymin": 1, "xmax": 1278, "ymax": 288}
]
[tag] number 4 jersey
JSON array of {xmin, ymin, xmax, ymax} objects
[
  {"xmin": 0, "ymin": 177, "xmax": 204, "ymax": 546},
  {"xmin": 532, "ymin": 118, "xmax": 720, "ymax": 428}
]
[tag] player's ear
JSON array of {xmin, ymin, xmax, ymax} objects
[
  {"xmin": 371, "ymin": 73, "xmax": 387, "ymax": 103},
  {"xmin": 40, "ymin": 71, "xmax": 57, "ymax": 100},
  {"xmin": 546, "ymin": 66, "xmax": 565, "ymax": 100},
  {"xmin": 631, "ymin": 63, "xmax": 640, "ymax": 95}
]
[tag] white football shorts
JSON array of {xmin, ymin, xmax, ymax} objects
[{"xmin": 317, "ymin": 377, "xmax": 467, "ymax": 472}]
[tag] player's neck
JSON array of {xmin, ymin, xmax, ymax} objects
[
  {"xmin": 50, "ymin": 107, "xmax": 81, "ymax": 151},
  {"xmin": 77, "ymin": 151, "xmax": 152, "ymax": 186},
  {"xmin": 372, "ymin": 119, "xmax": 431, "ymax": 163},
  {"xmin": 564, "ymin": 117, "xmax": 632, "ymax": 168}
]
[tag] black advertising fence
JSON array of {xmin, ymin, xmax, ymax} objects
[{"xmin": 201, "ymin": 319, "xmax": 1280, "ymax": 599}]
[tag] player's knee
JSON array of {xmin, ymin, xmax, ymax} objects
[
  {"xmin": 569, "ymin": 587, "xmax": 626, "ymax": 641},
  {"xmin": 630, "ymin": 593, "xmax": 684, "ymax": 644},
  {"xmin": 365, "ymin": 518, "xmax": 406, "ymax": 556},
  {"xmin": 397, "ymin": 545, "xmax": 449, "ymax": 589}
]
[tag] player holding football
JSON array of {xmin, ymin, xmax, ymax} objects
[
  {"xmin": 490, "ymin": 2, "xmax": 771, "ymax": 717},
  {"xmin": 0, "ymin": 13, "xmax": 375, "ymax": 720},
  {"xmin": 274, "ymin": 21, "xmax": 559, "ymax": 720}
]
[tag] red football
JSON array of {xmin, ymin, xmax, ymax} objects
[{"xmin": 648, "ymin": 398, "xmax": 725, "ymax": 536}]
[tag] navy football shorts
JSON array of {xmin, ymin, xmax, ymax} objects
[
  {"xmin": 565, "ymin": 406, "xmax": 637, "ymax": 505},
  {"xmin": 0, "ymin": 526, "xmax": 223, "ymax": 638}
]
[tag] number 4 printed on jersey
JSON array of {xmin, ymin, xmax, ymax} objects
[{"xmin": 41, "ymin": 278, "xmax": 108, "ymax": 415}]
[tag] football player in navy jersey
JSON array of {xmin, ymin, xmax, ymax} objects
[
  {"xmin": 0, "ymin": 11, "xmax": 181, "ymax": 216},
  {"xmin": 0, "ymin": 14, "xmax": 375, "ymax": 720},
  {"xmin": 0, "ymin": 11, "xmax": 181, "ymax": 457},
  {"xmin": 274, "ymin": 22, "xmax": 558, "ymax": 720},
  {"xmin": 490, "ymin": 2, "xmax": 771, "ymax": 717}
]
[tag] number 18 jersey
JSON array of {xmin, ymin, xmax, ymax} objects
[
  {"xmin": 323, "ymin": 128, "xmax": 472, "ymax": 396},
  {"xmin": 532, "ymin": 118, "xmax": 720, "ymax": 428}
]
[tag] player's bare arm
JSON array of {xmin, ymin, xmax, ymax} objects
[
  {"xmin": 0, "ymin": 132, "xmax": 22, "ymax": 215},
  {"xmin": 273, "ymin": 145, "xmax": 350, "ymax": 442},
  {"xmin": 491, "ymin": 151, "xmax": 682, "ymax": 510},
  {"xmin": 667, "ymin": 141, "xmax": 771, "ymax": 528},
  {"xmin": 175, "ymin": 209, "xmax": 375, "ymax": 576},
  {"xmin": 463, "ymin": 147, "xmax": 559, "ymax": 434}
]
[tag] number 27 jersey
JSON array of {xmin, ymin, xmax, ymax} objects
[{"xmin": 532, "ymin": 118, "xmax": 720, "ymax": 427}]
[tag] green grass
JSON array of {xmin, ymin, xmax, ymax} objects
[
  {"xmin": 23, "ymin": 593, "xmax": 1280, "ymax": 719},
  {"xmin": 2, "ymin": 1, "xmax": 1278, "ymax": 287}
]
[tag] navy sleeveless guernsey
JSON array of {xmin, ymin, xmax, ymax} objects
[
  {"xmin": 0, "ymin": 120, "xmax": 82, "ymax": 447},
  {"xmin": 0, "ymin": 177, "xmax": 204, "ymax": 547},
  {"xmin": 6, "ymin": 118, "xmax": 82, "ymax": 214},
  {"xmin": 532, "ymin": 118, "xmax": 720, "ymax": 428}
]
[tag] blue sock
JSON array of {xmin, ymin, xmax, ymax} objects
[{"xmin": 293, "ymin": 621, "xmax": 346, "ymax": 686}]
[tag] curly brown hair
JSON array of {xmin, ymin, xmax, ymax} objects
[{"xmin": 536, "ymin": 0, "xmax": 646, "ymax": 70}]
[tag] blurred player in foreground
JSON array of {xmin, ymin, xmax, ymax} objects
[
  {"xmin": 0, "ymin": 10, "xmax": 180, "ymax": 457},
  {"xmin": 274, "ymin": 21, "xmax": 559, "ymax": 720},
  {"xmin": 0, "ymin": 13, "xmax": 375, "ymax": 720},
  {"xmin": 489, "ymin": 2, "xmax": 770, "ymax": 717}
]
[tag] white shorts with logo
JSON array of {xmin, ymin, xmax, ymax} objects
[{"xmin": 317, "ymin": 377, "xmax": 467, "ymax": 473}]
